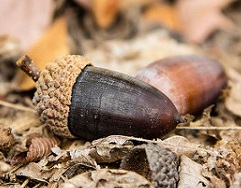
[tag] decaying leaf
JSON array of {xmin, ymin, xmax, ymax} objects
[
  {"xmin": 11, "ymin": 133, "xmax": 60, "ymax": 165},
  {"xmin": 178, "ymin": 155, "xmax": 210, "ymax": 188},
  {"xmin": 69, "ymin": 149, "xmax": 99, "ymax": 169},
  {"xmin": 89, "ymin": 135, "xmax": 138, "ymax": 163},
  {"xmin": 0, "ymin": 127, "xmax": 14, "ymax": 153},
  {"xmin": 209, "ymin": 139, "xmax": 241, "ymax": 186},
  {"xmin": 14, "ymin": 162, "xmax": 53, "ymax": 183},
  {"xmin": 61, "ymin": 169, "xmax": 154, "ymax": 188}
]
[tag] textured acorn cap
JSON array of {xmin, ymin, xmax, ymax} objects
[{"xmin": 32, "ymin": 55, "xmax": 91, "ymax": 138}]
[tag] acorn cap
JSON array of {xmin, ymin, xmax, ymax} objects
[{"xmin": 32, "ymin": 55, "xmax": 91, "ymax": 138}]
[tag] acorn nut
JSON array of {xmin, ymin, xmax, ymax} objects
[
  {"xmin": 17, "ymin": 55, "xmax": 183, "ymax": 140},
  {"xmin": 135, "ymin": 55, "xmax": 227, "ymax": 115}
]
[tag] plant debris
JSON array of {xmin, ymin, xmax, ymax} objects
[{"xmin": 1, "ymin": 0, "xmax": 241, "ymax": 187}]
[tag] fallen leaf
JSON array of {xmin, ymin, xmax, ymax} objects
[
  {"xmin": 143, "ymin": 3, "xmax": 182, "ymax": 31},
  {"xmin": 17, "ymin": 16, "xmax": 70, "ymax": 90},
  {"xmin": 92, "ymin": 0, "xmax": 120, "ymax": 28},
  {"xmin": 178, "ymin": 155, "xmax": 210, "ymax": 188},
  {"xmin": 61, "ymin": 169, "xmax": 154, "ymax": 188},
  {"xmin": 0, "ymin": 127, "xmax": 15, "ymax": 152},
  {"xmin": 0, "ymin": 0, "xmax": 54, "ymax": 50},
  {"xmin": 14, "ymin": 162, "xmax": 53, "ymax": 183},
  {"xmin": 143, "ymin": 0, "xmax": 233, "ymax": 43},
  {"xmin": 11, "ymin": 133, "xmax": 60, "ymax": 165},
  {"xmin": 225, "ymin": 68, "xmax": 241, "ymax": 117},
  {"xmin": 176, "ymin": 0, "xmax": 233, "ymax": 43}
]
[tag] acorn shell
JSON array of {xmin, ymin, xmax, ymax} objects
[
  {"xmin": 135, "ymin": 55, "xmax": 227, "ymax": 115},
  {"xmin": 33, "ymin": 55, "xmax": 181, "ymax": 139}
]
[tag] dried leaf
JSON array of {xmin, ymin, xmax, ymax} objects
[
  {"xmin": 211, "ymin": 139, "xmax": 241, "ymax": 186},
  {"xmin": 176, "ymin": 0, "xmax": 233, "ymax": 43},
  {"xmin": 178, "ymin": 155, "xmax": 210, "ymax": 188},
  {"xmin": 92, "ymin": 0, "xmax": 119, "ymax": 28},
  {"xmin": 225, "ymin": 68, "xmax": 241, "ymax": 117},
  {"xmin": 61, "ymin": 169, "xmax": 153, "ymax": 188},
  {"xmin": 0, "ymin": 127, "xmax": 14, "ymax": 152},
  {"xmin": 89, "ymin": 135, "xmax": 138, "ymax": 163},
  {"xmin": 0, "ymin": 0, "xmax": 54, "ymax": 50},
  {"xmin": 11, "ymin": 133, "xmax": 60, "ymax": 165},
  {"xmin": 69, "ymin": 149, "xmax": 98, "ymax": 169},
  {"xmin": 143, "ymin": 3, "xmax": 182, "ymax": 31},
  {"xmin": 17, "ymin": 16, "xmax": 70, "ymax": 90},
  {"xmin": 143, "ymin": 0, "xmax": 233, "ymax": 43},
  {"xmin": 202, "ymin": 168, "xmax": 226, "ymax": 188},
  {"xmin": 14, "ymin": 162, "xmax": 53, "ymax": 183}
]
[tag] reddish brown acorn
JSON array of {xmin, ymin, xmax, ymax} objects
[
  {"xmin": 17, "ymin": 55, "xmax": 182, "ymax": 140},
  {"xmin": 135, "ymin": 55, "xmax": 227, "ymax": 115}
]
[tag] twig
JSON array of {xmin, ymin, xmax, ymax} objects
[
  {"xmin": 20, "ymin": 178, "xmax": 29, "ymax": 188},
  {"xmin": 0, "ymin": 99, "xmax": 35, "ymax": 113},
  {"xmin": 176, "ymin": 126, "xmax": 241, "ymax": 131},
  {"xmin": 16, "ymin": 55, "xmax": 40, "ymax": 82}
]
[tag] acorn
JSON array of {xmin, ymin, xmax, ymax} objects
[
  {"xmin": 135, "ymin": 55, "xmax": 227, "ymax": 115},
  {"xmin": 17, "ymin": 55, "xmax": 183, "ymax": 140}
]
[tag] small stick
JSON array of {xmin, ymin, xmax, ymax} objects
[
  {"xmin": 16, "ymin": 55, "xmax": 40, "ymax": 82},
  {"xmin": 0, "ymin": 99, "xmax": 36, "ymax": 113},
  {"xmin": 176, "ymin": 126, "xmax": 241, "ymax": 131}
]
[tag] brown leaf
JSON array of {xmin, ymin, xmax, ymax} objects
[
  {"xmin": 178, "ymin": 155, "xmax": 210, "ymax": 188},
  {"xmin": 143, "ymin": 3, "xmax": 182, "ymax": 31},
  {"xmin": 176, "ymin": 0, "xmax": 233, "ymax": 43},
  {"xmin": 11, "ymin": 133, "xmax": 60, "ymax": 165},
  {"xmin": 0, "ymin": 0, "xmax": 54, "ymax": 50},
  {"xmin": 17, "ymin": 16, "xmax": 70, "ymax": 90},
  {"xmin": 143, "ymin": 0, "xmax": 233, "ymax": 43},
  {"xmin": 0, "ymin": 127, "xmax": 14, "ymax": 152},
  {"xmin": 92, "ymin": 0, "xmax": 120, "ymax": 28},
  {"xmin": 14, "ymin": 162, "xmax": 53, "ymax": 183},
  {"xmin": 61, "ymin": 169, "xmax": 153, "ymax": 188},
  {"xmin": 225, "ymin": 68, "xmax": 241, "ymax": 117}
]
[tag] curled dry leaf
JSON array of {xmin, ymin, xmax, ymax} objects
[
  {"xmin": 61, "ymin": 169, "xmax": 154, "ymax": 188},
  {"xmin": 0, "ymin": 127, "xmax": 15, "ymax": 152},
  {"xmin": 11, "ymin": 133, "xmax": 60, "ymax": 165}
]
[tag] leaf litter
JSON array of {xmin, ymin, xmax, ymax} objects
[{"xmin": 0, "ymin": 0, "xmax": 241, "ymax": 187}]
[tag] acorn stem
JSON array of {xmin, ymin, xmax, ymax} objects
[{"xmin": 16, "ymin": 55, "xmax": 40, "ymax": 82}]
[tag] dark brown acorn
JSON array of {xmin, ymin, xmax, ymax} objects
[
  {"xmin": 17, "ymin": 55, "xmax": 182, "ymax": 140},
  {"xmin": 135, "ymin": 55, "xmax": 227, "ymax": 115}
]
